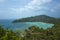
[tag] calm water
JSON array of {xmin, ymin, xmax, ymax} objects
[{"xmin": 0, "ymin": 20, "xmax": 54, "ymax": 31}]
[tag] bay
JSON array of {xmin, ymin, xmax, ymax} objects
[{"xmin": 0, "ymin": 20, "xmax": 54, "ymax": 31}]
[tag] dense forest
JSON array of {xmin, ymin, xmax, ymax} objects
[{"xmin": 0, "ymin": 15, "xmax": 60, "ymax": 40}]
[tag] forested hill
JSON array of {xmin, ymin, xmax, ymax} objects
[{"xmin": 13, "ymin": 15, "xmax": 60, "ymax": 24}]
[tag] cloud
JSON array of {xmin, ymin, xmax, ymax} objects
[
  {"xmin": 50, "ymin": 3, "xmax": 60, "ymax": 12},
  {"xmin": 11, "ymin": 0, "xmax": 52, "ymax": 13},
  {"xmin": 54, "ymin": 4, "xmax": 60, "ymax": 9}
]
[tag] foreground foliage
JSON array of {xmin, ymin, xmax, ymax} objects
[
  {"xmin": 0, "ymin": 25, "xmax": 22, "ymax": 40},
  {"xmin": 0, "ymin": 23, "xmax": 60, "ymax": 40}
]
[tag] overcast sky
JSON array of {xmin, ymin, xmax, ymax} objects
[{"xmin": 0, "ymin": 0, "xmax": 60, "ymax": 19}]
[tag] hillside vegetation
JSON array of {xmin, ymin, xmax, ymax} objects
[{"xmin": 13, "ymin": 15, "xmax": 60, "ymax": 24}]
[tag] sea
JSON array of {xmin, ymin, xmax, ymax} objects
[{"xmin": 0, "ymin": 19, "xmax": 54, "ymax": 31}]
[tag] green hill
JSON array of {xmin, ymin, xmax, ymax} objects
[{"xmin": 13, "ymin": 15, "xmax": 60, "ymax": 24}]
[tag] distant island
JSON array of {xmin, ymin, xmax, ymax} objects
[{"xmin": 13, "ymin": 15, "xmax": 60, "ymax": 24}]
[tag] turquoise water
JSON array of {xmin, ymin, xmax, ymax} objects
[
  {"xmin": 0, "ymin": 20, "xmax": 54, "ymax": 31},
  {"xmin": 12, "ymin": 22, "xmax": 54, "ymax": 30}
]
